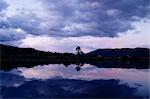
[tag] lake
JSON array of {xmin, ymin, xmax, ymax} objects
[{"xmin": 0, "ymin": 63, "xmax": 149, "ymax": 98}]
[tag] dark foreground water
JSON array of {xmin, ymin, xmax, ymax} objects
[{"xmin": 0, "ymin": 64, "xmax": 149, "ymax": 98}]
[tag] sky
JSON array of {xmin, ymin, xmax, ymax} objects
[{"xmin": 0, "ymin": 0, "xmax": 150, "ymax": 53}]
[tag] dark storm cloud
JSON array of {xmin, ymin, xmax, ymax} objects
[
  {"xmin": 102, "ymin": 0, "xmax": 150, "ymax": 18},
  {"xmin": 2, "ymin": 0, "xmax": 150, "ymax": 38},
  {"xmin": 0, "ymin": 28, "xmax": 26, "ymax": 41},
  {"xmin": 7, "ymin": 13, "xmax": 42, "ymax": 35},
  {"xmin": 0, "ymin": 19, "xmax": 26, "ymax": 42},
  {"xmin": 36, "ymin": 0, "xmax": 150, "ymax": 37}
]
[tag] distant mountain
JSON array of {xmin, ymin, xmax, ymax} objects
[
  {"xmin": 0, "ymin": 44, "xmax": 79, "ymax": 60},
  {"xmin": 86, "ymin": 48, "xmax": 149, "ymax": 57},
  {"xmin": 1, "ymin": 44, "xmax": 50, "ymax": 55}
]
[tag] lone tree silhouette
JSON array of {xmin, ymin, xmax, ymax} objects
[{"xmin": 76, "ymin": 46, "xmax": 84, "ymax": 55}]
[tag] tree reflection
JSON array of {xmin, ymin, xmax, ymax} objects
[{"xmin": 76, "ymin": 63, "xmax": 84, "ymax": 71}]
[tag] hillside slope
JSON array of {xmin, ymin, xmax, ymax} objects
[{"xmin": 87, "ymin": 48, "xmax": 149, "ymax": 57}]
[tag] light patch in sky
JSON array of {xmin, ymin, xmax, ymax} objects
[{"xmin": 5, "ymin": 0, "xmax": 42, "ymax": 17}]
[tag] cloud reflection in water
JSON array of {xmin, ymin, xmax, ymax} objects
[{"xmin": 1, "ymin": 64, "xmax": 149, "ymax": 98}]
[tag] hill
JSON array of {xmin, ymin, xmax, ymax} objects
[{"xmin": 87, "ymin": 48, "xmax": 149, "ymax": 58}]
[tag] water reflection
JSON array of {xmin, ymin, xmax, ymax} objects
[
  {"xmin": 75, "ymin": 63, "xmax": 84, "ymax": 71},
  {"xmin": 1, "ymin": 79, "xmax": 138, "ymax": 98},
  {"xmin": 1, "ymin": 60, "xmax": 149, "ymax": 71},
  {"xmin": 0, "ymin": 64, "xmax": 149, "ymax": 98}
]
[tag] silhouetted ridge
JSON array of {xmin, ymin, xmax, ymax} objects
[
  {"xmin": 87, "ymin": 48, "xmax": 149, "ymax": 57},
  {"xmin": 0, "ymin": 44, "xmax": 149, "ymax": 70}
]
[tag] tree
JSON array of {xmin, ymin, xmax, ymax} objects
[
  {"xmin": 76, "ymin": 46, "xmax": 84, "ymax": 55},
  {"xmin": 76, "ymin": 46, "xmax": 81, "ymax": 55}
]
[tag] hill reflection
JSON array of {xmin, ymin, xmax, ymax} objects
[{"xmin": 1, "ymin": 60, "xmax": 149, "ymax": 71}]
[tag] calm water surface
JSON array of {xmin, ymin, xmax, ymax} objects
[{"xmin": 0, "ymin": 64, "xmax": 149, "ymax": 98}]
